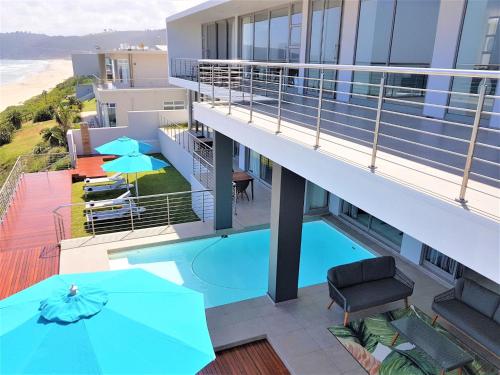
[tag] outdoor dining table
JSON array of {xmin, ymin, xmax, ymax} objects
[{"xmin": 232, "ymin": 171, "xmax": 254, "ymax": 200}]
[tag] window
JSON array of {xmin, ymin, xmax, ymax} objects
[
  {"xmin": 341, "ymin": 200, "xmax": 403, "ymax": 249},
  {"xmin": 449, "ymin": 0, "xmax": 499, "ymax": 114},
  {"xmin": 101, "ymin": 103, "xmax": 116, "ymax": 127},
  {"xmin": 254, "ymin": 11, "xmax": 269, "ymax": 60},
  {"xmin": 269, "ymin": 7, "xmax": 289, "ymax": 61},
  {"xmin": 202, "ymin": 18, "xmax": 234, "ymax": 59},
  {"xmin": 353, "ymin": 0, "xmax": 440, "ymax": 99},
  {"xmin": 163, "ymin": 101, "xmax": 185, "ymax": 110},
  {"xmin": 422, "ymin": 246, "xmax": 463, "ymax": 281}
]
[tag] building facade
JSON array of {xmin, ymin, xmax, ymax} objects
[{"xmin": 165, "ymin": 0, "xmax": 499, "ymax": 291}]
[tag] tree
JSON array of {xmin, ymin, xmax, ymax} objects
[
  {"xmin": 7, "ymin": 110, "xmax": 23, "ymax": 130},
  {"xmin": 40, "ymin": 126, "xmax": 66, "ymax": 147},
  {"xmin": 54, "ymin": 103, "xmax": 78, "ymax": 136},
  {"xmin": 67, "ymin": 96, "xmax": 83, "ymax": 111}
]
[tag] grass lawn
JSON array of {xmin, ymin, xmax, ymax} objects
[
  {"xmin": 70, "ymin": 154, "xmax": 198, "ymax": 238},
  {"xmin": 81, "ymin": 98, "xmax": 96, "ymax": 112},
  {"xmin": 0, "ymin": 120, "xmax": 56, "ymax": 185}
]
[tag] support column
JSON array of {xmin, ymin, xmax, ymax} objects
[
  {"xmin": 268, "ymin": 163, "xmax": 306, "ymax": 303},
  {"xmin": 187, "ymin": 90, "xmax": 193, "ymax": 131},
  {"xmin": 213, "ymin": 131, "xmax": 233, "ymax": 230}
]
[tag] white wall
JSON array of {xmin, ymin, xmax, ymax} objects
[
  {"xmin": 70, "ymin": 109, "xmax": 188, "ymax": 155},
  {"xmin": 194, "ymin": 103, "xmax": 500, "ymax": 283},
  {"xmin": 95, "ymin": 88, "xmax": 187, "ymax": 127},
  {"xmin": 400, "ymin": 234, "xmax": 424, "ymax": 265},
  {"xmin": 71, "ymin": 53, "xmax": 100, "ymax": 77},
  {"xmin": 157, "ymin": 129, "xmax": 193, "ymax": 181}
]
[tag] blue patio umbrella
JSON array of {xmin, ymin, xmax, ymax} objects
[
  {"xmin": 101, "ymin": 152, "xmax": 169, "ymax": 196},
  {"xmin": 0, "ymin": 269, "xmax": 215, "ymax": 374},
  {"xmin": 95, "ymin": 136, "xmax": 153, "ymax": 156}
]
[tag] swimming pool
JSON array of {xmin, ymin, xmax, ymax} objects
[{"xmin": 109, "ymin": 220, "xmax": 374, "ymax": 308}]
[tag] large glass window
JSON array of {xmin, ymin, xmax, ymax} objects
[
  {"xmin": 269, "ymin": 7, "xmax": 289, "ymax": 61},
  {"xmin": 449, "ymin": 0, "xmax": 499, "ymax": 113},
  {"xmin": 341, "ymin": 200, "xmax": 403, "ymax": 249},
  {"xmin": 353, "ymin": 0, "xmax": 440, "ymax": 99},
  {"xmin": 241, "ymin": 16, "xmax": 254, "ymax": 60},
  {"xmin": 423, "ymin": 246, "xmax": 463, "ymax": 281},
  {"xmin": 202, "ymin": 18, "xmax": 234, "ymax": 59},
  {"xmin": 307, "ymin": 0, "xmax": 343, "ymax": 92},
  {"xmin": 254, "ymin": 12, "xmax": 269, "ymax": 61}
]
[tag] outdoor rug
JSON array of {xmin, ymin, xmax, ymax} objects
[{"xmin": 328, "ymin": 305, "xmax": 498, "ymax": 375}]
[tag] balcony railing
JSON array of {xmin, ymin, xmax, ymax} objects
[
  {"xmin": 92, "ymin": 76, "xmax": 172, "ymax": 90},
  {"xmin": 171, "ymin": 58, "xmax": 500, "ymax": 208}
]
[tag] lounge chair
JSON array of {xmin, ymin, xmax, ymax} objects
[
  {"xmin": 85, "ymin": 190, "xmax": 132, "ymax": 210},
  {"xmin": 85, "ymin": 205, "xmax": 146, "ymax": 223},
  {"xmin": 84, "ymin": 172, "xmax": 123, "ymax": 185},
  {"xmin": 84, "ymin": 181, "xmax": 133, "ymax": 196},
  {"xmin": 327, "ymin": 256, "xmax": 414, "ymax": 326}
]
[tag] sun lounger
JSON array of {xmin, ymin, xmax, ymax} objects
[
  {"xmin": 84, "ymin": 173, "xmax": 123, "ymax": 185},
  {"xmin": 85, "ymin": 190, "xmax": 132, "ymax": 210},
  {"xmin": 85, "ymin": 205, "xmax": 146, "ymax": 223},
  {"xmin": 84, "ymin": 181, "xmax": 133, "ymax": 196}
]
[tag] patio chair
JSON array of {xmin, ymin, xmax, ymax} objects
[
  {"xmin": 234, "ymin": 180, "xmax": 250, "ymax": 201},
  {"xmin": 84, "ymin": 172, "xmax": 123, "ymax": 185},
  {"xmin": 83, "ymin": 181, "xmax": 133, "ymax": 196},
  {"xmin": 85, "ymin": 205, "xmax": 146, "ymax": 223},
  {"xmin": 85, "ymin": 190, "xmax": 132, "ymax": 210}
]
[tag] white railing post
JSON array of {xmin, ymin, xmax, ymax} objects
[
  {"xmin": 228, "ymin": 65, "xmax": 232, "ymax": 115},
  {"xmin": 166, "ymin": 195, "xmax": 171, "ymax": 225},
  {"xmin": 249, "ymin": 68, "xmax": 254, "ymax": 123},
  {"xmin": 314, "ymin": 71, "xmax": 324, "ymax": 149},
  {"xmin": 458, "ymin": 82, "xmax": 488, "ymax": 203},
  {"xmin": 211, "ymin": 65, "xmax": 215, "ymax": 108},
  {"xmin": 369, "ymin": 73, "xmax": 386, "ymax": 169},
  {"xmin": 276, "ymin": 69, "xmax": 284, "ymax": 134},
  {"xmin": 129, "ymin": 198, "xmax": 135, "ymax": 231}
]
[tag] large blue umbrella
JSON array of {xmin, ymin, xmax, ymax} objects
[
  {"xmin": 0, "ymin": 269, "xmax": 215, "ymax": 374},
  {"xmin": 101, "ymin": 152, "xmax": 169, "ymax": 196},
  {"xmin": 95, "ymin": 136, "xmax": 153, "ymax": 156}
]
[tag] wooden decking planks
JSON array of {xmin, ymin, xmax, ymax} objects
[
  {"xmin": 74, "ymin": 155, "xmax": 116, "ymax": 179},
  {"xmin": 198, "ymin": 340, "xmax": 290, "ymax": 375},
  {"xmin": 0, "ymin": 171, "xmax": 72, "ymax": 299}
]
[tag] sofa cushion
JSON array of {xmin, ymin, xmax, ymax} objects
[
  {"xmin": 460, "ymin": 279, "xmax": 500, "ymax": 318},
  {"xmin": 432, "ymin": 299, "xmax": 500, "ymax": 356},
  {"xmin": 341, "ymin": 278, "xmax": 412, "ymax": 312},
  {"xmin": 362, "ymin": 256, "xmax": 395, "ymax": 283},
  {"xmin": 328, "ymin": 261, "xmax": 363, "ymax": 289}
]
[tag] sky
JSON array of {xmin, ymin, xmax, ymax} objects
[{"xmin": 0, "ymin": 0, "xmax": 206, "ymax": 36}]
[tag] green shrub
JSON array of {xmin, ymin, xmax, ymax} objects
[
  {"xmin": 0, "ymin": 123, "xmax": 14, "ymax": 145},
  {"xmin": 33, "ymin": 107, "xmax": 54, "ymax": 122},
  {"xmin": 6, "ymin": 110, "xmax": 23, "ymax": 130},
  {"xmin": 33, "ymin": 141, "xmax": 50, "ymax": 154},
  {"xmin": 40, "ymin": 126, "xmax": 66, "ymax": 147}
]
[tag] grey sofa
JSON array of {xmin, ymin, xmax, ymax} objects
[
  {"xmin": 432, "ymin": 278, "xmax": 500, "ymax": 356},
  {"xmin": 327, "ymin": 256, "xmax": 414, "ymax": 326}
]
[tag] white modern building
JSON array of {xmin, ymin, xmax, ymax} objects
[
  {"xmin": 165, "ymin": 0, "xmax": 500, "ymax": 292},
  {"xmin": 69, "ymin": 46, "xmax": 189, "ymax": 154}
]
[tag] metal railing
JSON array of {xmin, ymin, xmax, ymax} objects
[
  {"xmin": 161, "ymin": 121, "xmax": 215, "ymax": 190},
  {"xmin": 92, "ymin": 76, "xmax": 173, "ymax": 90},
  {"xmin": 53, "ymin": 189, "xmax": 213, "ymax": 243},
  {"xmin": 0, "ymin": 152, "xmax": 71, "ymax": 223},
  {"xmin": 172, "ymin": 58, "xmax": 500, "ymax": 204}
]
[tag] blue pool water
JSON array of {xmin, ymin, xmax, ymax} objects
[{"xmin": 109, "ymin": 220, "xmax": 374, "ymax": 308}]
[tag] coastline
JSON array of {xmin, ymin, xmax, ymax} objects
[{"xmin": 0, "ymin": 59, "xmax": 73, "ymax": 112}]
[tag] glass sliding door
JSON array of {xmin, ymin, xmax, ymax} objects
[
  {"xmin": 254, "ymin": 11, "xmax": 269, "ymax": 61},
  {"xmin": 340, "ymin": 200, "xmax": 403, "ymax": 250},
  {"xmin": 241, "ymin": 16, "xmax": 254, "ymax": 60},
  {"xmin": 353, "ymin": 0, "xmax": 439, "ymax": 100},
  {"xmin": 269, "ymin": 7, "xmax": 289, "ymax": 61},
  {"xmin": 217, "ymin": 20, "xmax": 228, "ymax": 59},
  {"xmin": 259, "ymin": 155, "xmax": 273, "ymax": 184},
  {"xmin": 422, "ymin": 246, "xmax": 463, "ymax": 282},
  {"xmin": 307, "ymin": 0, "xmax": 342, "ymax": 93},
  {"xmin": 449, "ymin": 0, "xmax": 499, "ymax": 114}
]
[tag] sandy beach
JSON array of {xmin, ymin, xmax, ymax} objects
[{"xmin": 0, "ymin": 59, "xmax": 73, "ymax": 111}]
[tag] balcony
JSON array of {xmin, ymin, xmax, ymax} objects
[
  {"xmin": 171, "ymin": 58, "xmax": 500, "ymax": 218},
  {"xmin": 93, "ymin": 77, "xmax": 173, "ymax": 90}
]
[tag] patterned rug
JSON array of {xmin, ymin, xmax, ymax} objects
[{"xmin": 328, "ymin": 305, "xmax": 498, "ymax": 375}]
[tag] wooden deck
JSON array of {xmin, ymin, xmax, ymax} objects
[
  {"xmin": 0, "ymin": 171, "xmax": 72, "ymax": 299},
  {"xmin": 73, "ymin": 155, "xmax": 116, "ymax": 179},
  {"xmin": 198, "ymin": 340, "xmax": 290, "ymax": 375}
]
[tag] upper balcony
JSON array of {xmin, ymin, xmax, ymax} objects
[{"xmin": 93, "ymin": 77, "xmax": 174, "ymax": 91}]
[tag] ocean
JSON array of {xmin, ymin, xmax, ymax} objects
[{"xmin": 0, "ymin": 59, "xmax": 50, "ymax": 86}]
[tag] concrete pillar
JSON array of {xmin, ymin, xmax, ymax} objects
[
  {"xmin": 400, "ymin": 234, "xmax": 424, "ymax": 265},
  {"xmin": 423, "ymin": 0, "xmax": 466, "ymax": 118},
  {"xmin": 268, "ymin": 164, "xmax": 306, "ymax": 303},
  {"xmin": 337, "ymin": 0, "xmax": 361, "ymax": 102},
  {"xmin": 187, "ymin": 90, "xmax": 193, "ymax": 130},
  {"xmin": 213, "ymin": 131, "xmax": 233, "ymax": 230}
]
